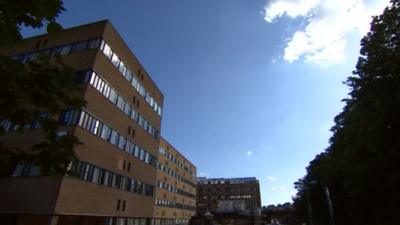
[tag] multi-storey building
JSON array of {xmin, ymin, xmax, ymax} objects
[
  {"xmin": 0, "ymin": 20, "xmax": 165, "ymax": 225},
  {"xmin": 153, "ymin": 138, "xmax": 197, "ymax": 225},
  {"xmin": 196, "ymin": 177, "xmax": 261, "ymax": 214}
]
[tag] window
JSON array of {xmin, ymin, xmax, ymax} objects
[
  {"xmin": 60, "ymin": 45, "xmax": 72, "ymax": 55},
  {"xmin": 125, "ymin": 140, "xmax": 132, "ymax": 153},
  {"xmin": 111, "ymin": 53, "xmax": 120, "ymax": 67},
  {"xmin": 119, "ymin": 61, "xmax": 127, "ymax": 75},
  {"xmin": 122, "ymin": 200, "xmax": 126, "ymax": 211},
  {"xmin": 92, "ymin": 167, "xmax": 100, "ymax": 183},
  {"xmin": 103, "ymin": 84, "xmax": 111, "ymax": 97},
  {"xmin": 145, "ymin": 152, "xmax": 150, "ymax": 164},
  {"xmin": 109, "ymin": 89, "xmax": 118, "ymax": 104},
  {"xmin": 123, "ymin": 103, "xmax": 131, "ymax": 116},
  {"xmin": 116, "ymin": 96, "xmax": 125, "ymax": 111},
  {"xmin": 140, "ymin": 149, "xmax": 145, "ymax": 161},
  {"xmin": 138, "ymin": 85, "xmax": 145, "ymax": 96},
  {"xmin": 138, "ymin": 116, "xmax": 144, "ymax": 127},
  {"xmin": 109, "ymin": 130, "xmax": 119, "ymax": 145},
  {"xmin": 100, "ymin": 124, "xmax": 110, "ymax": 140},
  {"xmin": 131, "ymin": 76, "xmax": 139, "ymax": 89},
  {"xmin": 126, "ymin": 69, "xmax": 133, "ymax": 81},
  {"xmin": 88, "ymin": 38, "xmax": 101, "ymax": 49},
  {"xmin": 135, "ymin": 181, "xmax": 143, "ymax": 194},
  {"xmin": 129, "ymin": 143, "xmax": 136, "ymax": 155},
  {"xmin": 134, "ymin": 146, "xmax": 140, "ymax": 158},
  {"xmin": 130, "ymin": 179, "xmax": 136, "ymax": 192},
  {"xmin": 103, "ymin": 43, "xmax": 113, "ymax": 59},
  {"xmin": 117, "ymin": 199, "xmax": 121, "ymax": 211},
  {"xmin": 118, "ymin": 136, "xmax": 126, "ymax": 150},
  {"xmin": 71, "ymin": 41, "xmax": 88, "ymax": 53}
]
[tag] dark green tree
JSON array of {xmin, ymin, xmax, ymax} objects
[
  {"xmin": 0, "ymin": 0, "xmax": 85, "ymax": 176},
  {"xmin": 293, "ymin": 1, "xmax": 400, "ymax": 225}
]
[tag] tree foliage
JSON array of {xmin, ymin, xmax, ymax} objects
[
  {"xmin": 293, "ymin": 1, "xmax": 400, "ymax": 225},
  {"xmin": 0, "ymin": 0, "xmax": 85, "ymax": 176},
  {"xmin": 0, "ymin": 0, "xmax": 64, "ymax": 47}
]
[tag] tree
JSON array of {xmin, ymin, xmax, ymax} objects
[
  {"xmin": 0, "ymin": 0, "xmax": 86, "ymax": 176},
  {"xmin": 293, "ymin": 1, "xmax": 400, "ymax": 225}
]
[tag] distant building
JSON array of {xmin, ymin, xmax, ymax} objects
[
  {"xmin": 262, "ymin": 203, "xmax": 298, "ymax": 225},
  {"xmin": 196, "ymin": 177, "xmax": 261, "ymax": 214},
  {"xmin": 153, "ymin": 138, "xmax": 197, "ymax": 225}
]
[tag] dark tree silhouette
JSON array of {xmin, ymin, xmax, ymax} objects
[
  {"xmin": 0, "ymin": 0, "xmax": 85, "ymax": 176},
  {"xmin": 293, "ymin": 1, "xmax": 400, "ymax": 225}
]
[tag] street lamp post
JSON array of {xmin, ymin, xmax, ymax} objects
[
  {"xmin": 309, "ymin": 181, "xmax": 335, "ymax": 225},
  {"xmin": 323, "ymin": 186, "xmax": 335, "ymax": 225},
  {"xmin": 306, "ymin": 190, "xmax": 315, "ymax": 225}
]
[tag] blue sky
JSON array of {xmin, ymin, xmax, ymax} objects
[{"xmin": 23, "ymin": 0, "xmax": 389, "ymax": 205}]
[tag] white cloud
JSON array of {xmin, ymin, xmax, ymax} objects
[
  {"xmin": 264, "ymin": 0, "xmax": 390, "ymax": 66},
  {"xmin": 271, "ymin": 186, "xmax": 296, "ymax": 196},
  {"xmin": 246, "ymin": 150, "xmax": 253, "ymax": 156},
  {"xmin": 267, "ymin": 176, "xmax": 277, "ymax": 181},
  {"xmin": 199, "ymin": 172, "xmax": 206, "ymax": 176}
]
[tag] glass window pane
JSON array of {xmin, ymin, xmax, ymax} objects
[
  {"xmin": 123, "ymin": 104, "xmax": 131, "ymax": 116},
  {"xmin": 134, "ymin": 146, "xmax": 140, "ymax": 158},
  {"xmin": 103, "ymin": 43, "xmax": 113, "ymax": 59},
  {"xmin": 140, "ymin": 149, "xmax": 145, "ymax": 161},
  {"xmin": 145, "ymin": 152, "xmax": 150, "ymax": 164},
  {"xmin": 131, "ymin": 76, "xmax": 139, "ymax": 89},
  {"xmin": 119, "ymin": 61, "xmax": 126, "ymax": 75},
  {"xmin": 109, "ymin": 89, "xmax": 118, "ymax": 104},
  {"xmin": 117, "ymin": 96, "xmax": 125, "ymax": 110},
  {"xmin": 118, "ymin": 136, "xmax": 126, "ymax": 149},
  {"xmin": 126, "ymin": 69, "xmax": 133, "ymax": 81},
  {"xmin": 60, "ymin": 45, "xmax": 72, "ymax": 55},
  {"xmin": 111, "ymin": 53, "xmax": 120, "ymax": 67},
  {"xmin": 110, "ymin": 130, "xmax": 119, "ymax": 145}
]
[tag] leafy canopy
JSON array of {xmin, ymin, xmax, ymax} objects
[{"xmin": 0, "ymin": 0, "xmax": 86, "ymax": 176}]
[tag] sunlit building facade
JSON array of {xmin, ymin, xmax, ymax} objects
[
  {"xmin": 153, "ymin": 138, "xmax": 197, "ymax": 225},
  {"xmin": 0, "ymin": 20, "xmax": 171, "ymax": 225}
]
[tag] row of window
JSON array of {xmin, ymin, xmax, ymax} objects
[
  {"xmin": 13, "ymin": 38, "xmax": 102, "ymax": 63},
  {"xmin": 157, "ymin": 180, "xmax": 178, "ymax": 193},
  {"xmin": 159, "ymin": 147, "xmax": 195, "ymax": 177},
  {"xmin": 71, "ymin": 161, "xmax": 154, "ymax": 197},
  {"xmin": 59, "ymin": 110, "xmax": 157, "ymax": 167},
  {"xmin": 152, "ymin": 218, "xmax": 190, "ymax": 225},
  {"xmin": 106, "ymin": 218, "xmax": 189, "ymax": 225},
  {"xmin": 106, "ymin": 217, "xmax": 147, "ymax": 225},
  {"xmin": 198, "ymin": 179, "xmax": 258, "ymax": 185},
  {"xmin": 12, "ymin": 37, "xmax": 162, "ymax": 117},
  {"xmin": 100, "ymin": 40, "xmax": 162, "ymax": 116},
  {"xmin": 156, "ymin": 180, "xmax": 194, "ymax": 199},
  {"xmin": 157, "ymin": 162, "xmax": 182, "ymax": 182},
  {"xmin": 12, "ymin": 163, "xmax": 40, "ymax": 177},
  {"xmin": 201, "ymin": 195, "xmax": 252, "ymax": 200},
  {"xmin": 155, "ymin": 198, "xmax": 196, "ymax": 211},
  {"xmin": 11, "ymin": 160, "xmax": 154, "ymax": 197},
  {"xmin": 0, "ymin": 113, "xmax": 52, "ymax": 132},
  {"xmin": 77, "ymin": 70, "xmax": 159, "ymax": 139},
  {"xmin": 181, "ymin": 177, "xmax": 197, "ymax": 189},
  {"xmin": 157, "ymin": 162, "xmax": 196, "ymax": 189}
]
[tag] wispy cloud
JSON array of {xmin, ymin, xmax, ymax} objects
[
  {"xmin": 247, "ymin": 150, "xmax": 253, "ymax": 156},
  {"xmin": 271, "ymin": 186, "xmax": 296, "ymax": 196},
  {"xmin": 267, "ymin": 176, "xmax": 277, "ymax": 181},
  {"xmin": 264, "ymin": 0, "xmax": 390, "ymax": 66}
]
